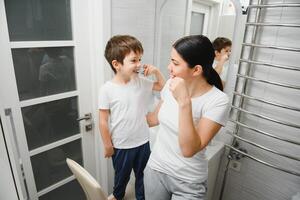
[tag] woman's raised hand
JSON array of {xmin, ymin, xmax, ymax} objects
[{"xmin": 169, "ymin": 77, "xmax": 190, "ymax": 106}]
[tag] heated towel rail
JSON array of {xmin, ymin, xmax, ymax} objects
[{"xmin": 219, "ymin": 1, "xmax": 300, "ymax": 199}]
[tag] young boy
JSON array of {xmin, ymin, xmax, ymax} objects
[
  {"xmin": 98, "ymin": 35, "xmax": 165, "ymax": 200},
  {"xmin": 212, "ymin": 37, "xmax": 232, "ymax": 87}
]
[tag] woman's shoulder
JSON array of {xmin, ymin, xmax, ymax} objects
[
  {"xmin": 212, "ymin": 86, "xmax": 228, "ymax": 98},
  {"xmin": 211, "ymin": 87, "xmax": 229, "ymax": 101},
  {"xmin": 195, "ymin": 86, "xmax": 228, "ymax": 106}
]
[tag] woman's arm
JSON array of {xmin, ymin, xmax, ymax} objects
[
  {"xmin": 99, "ymin": 109, "xmax": 114, "ymax": 158},
  {"xmin": 169, "ymin": 77, "xmax": 223, "ymax": 157},
  {"xmin": 178, "ymin": 101, "xmax": 222, "ymax": 157},
  {"xmin": 152, "ymin": 69, "xmax": 165, "ymax": 91},
  {"xmin": 146, "ymin": 100, "xmax": 163, "ymax": 127}
]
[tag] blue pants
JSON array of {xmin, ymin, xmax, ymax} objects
[{"xmin": 112, "ymin": 142, "xmax": 150, "ymax": 200}]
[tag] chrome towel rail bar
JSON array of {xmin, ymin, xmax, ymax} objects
[
  {"xmin": 237, "ymin": 74, "xmax": 300, "ymax": 90},
  {"xmin": 239, "ymin": 59, "xmax": 300, "ymax": 71},
  {"xmin": 233, "ymin": 92, "xmax": 300, "ymax": 112},
  {"xmin": 225, "ymin": 132, "xmax": 300, "ymax": 162},
  {"xmin": 231, "ymin": 106, "xmax": 300, "ymax": 129},
  {"xmin": 229, "ymin": 120, "xmax": 300, "ymax": 146},
  {"xmin": 225, "ymin": 145, "xmax": 300, "ymax": 177},
  {"xmin": 245, "ymin": 22, "xmax": 300, "ymax": 28},
  {"xmin": 242, "ymin": 43, "xmax": 300, "ymax": 52}
]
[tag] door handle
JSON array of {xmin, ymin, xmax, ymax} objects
[
  {"xmin": 77, "ymin": 113, "xmax": 92, "ymax": 121},
  {"xmin": 76, "ymin": 113, "xmax": 93, "ymax": 131}
]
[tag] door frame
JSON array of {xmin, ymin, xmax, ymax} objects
[
  {"xmin": 0, "ymin": 105, "xmax": 19, "ymax": 200},
  {"xmin": 185, "ymin": 0, "xmax": 222, "ymax": 40}
]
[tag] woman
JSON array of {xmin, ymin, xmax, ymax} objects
[{"xmin": 145, "ymin": 35, "xmax": 229, "ymax": 200}]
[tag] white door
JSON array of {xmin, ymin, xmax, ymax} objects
[
  {"xmin": 188, "ymin": 2, "xmax": 211, "ymax": 36},
  {"xmin": 0, "ymin": 0, "xmax": 96, "ymax": 199}
]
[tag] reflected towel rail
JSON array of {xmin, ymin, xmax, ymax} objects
[
  {"xmin": 225, "ymin": 132, "xmax": 300, "ymax": 162},
  {"xmin": 237, "ymin": 74, "xmax": 300, "ymax": 90},
  {"xmin": 225, "ymin": 145, "xmax": 300, "ymax": 177},
  {"xmin": 233, "ymin": 92, "xmax": 300, "ymax": 112},
  {"xmin": 239, "ymin": 59, "xmax": 300, "ymax": 71},
  {"xmin": 242, "ymin": 43, "xmax": 300, "ymax": 52},
  {"xmin": 231, "ymin": 106, "xmax": 300, "ymax": 129}
]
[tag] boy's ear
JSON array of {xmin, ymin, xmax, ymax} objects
[
  {"xmin": 215, "ymin": 50, "xmax": 219, "ymax": 56},
  {"xmin": 111, "ymin": 60, "xmax": 120, "ymax": 71},
  {"xmin": 193, "ymin": 65, "xmax": 203, "ymax": 76}
]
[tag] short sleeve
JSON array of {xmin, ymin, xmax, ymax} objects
[
  {"xmin": 98, "ymin": 85, "xmax": 110, "ymax": 110},
  {"xmin": 203, "ymin": 95, "xmax": 229, "ymax": 126}
]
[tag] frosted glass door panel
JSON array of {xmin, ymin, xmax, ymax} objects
[
  {"xmin": 11, "ymin": 47, "xmax": 76, "ymax": 100},
  {"xmin": 190, "ymin": 12, "xmax": 204, "ymax": 35},
  {"xmin": 31, "ymin": 140, "xmax": 82, "ymax": 191},
  {"xmin": 39, "ymin": 180, "xmax": 85, "ymax": 200},
  {"xmin": 22, "ymin": 97, "xmax": 79, "ymax": 150},
  {"xmin": 4, "ymin": 0, "xmax": 72, "ymax": 41}
]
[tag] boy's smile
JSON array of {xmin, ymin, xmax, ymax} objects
[{"xmin": 113, "ymin": 51, "xmax": 143, "ymax": 83}]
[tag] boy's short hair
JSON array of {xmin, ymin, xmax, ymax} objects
[
  {"xmin": 212, "ymin": 37, "xmax": 232, "ymax": 52},
  {"xmin": 104, "ymin": 35, "xmax": 143, "ymax": 73}
]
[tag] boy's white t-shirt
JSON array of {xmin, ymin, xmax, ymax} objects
[
  {"xmin": 213, "ymin": 60, "xmax": 228, "ymax": 81},
  {"xmin": 148, "ymin": 79, "xmax": 229, "ymax": 183},
  {"xmin": 98, "ymin": 76, "xmax": 153, "ymax": 149}
]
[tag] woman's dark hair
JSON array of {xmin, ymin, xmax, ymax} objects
[{"xmin": 173, "ymin": 35, "xmax": 223, "ymax": 91}]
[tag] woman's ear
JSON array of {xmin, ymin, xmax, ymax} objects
[
  {"xmin": 193, "ymin": 65, "xmax": 203, "ymax": 76},
  {"xmin": 112, "ymin": 60, "xmax": 120, "ymax": 71}
]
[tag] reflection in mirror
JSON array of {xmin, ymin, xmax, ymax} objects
[
  {"xmin": 22, "ymin": 97, "xmax": 79, "ymax": 150},
  {"xmin": 12, "ymin": 47, "xmax": 76, "ymax": 100}
]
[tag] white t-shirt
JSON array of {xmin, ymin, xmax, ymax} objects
[
  {"xmin": 213, "ymin": 60, "xmax": 228, "ymax": 81},
  {"xmin": 98, "ymin": 76, "xmax": 154, "ymax": 149},
  {"xmin": 148, "ymin": 79, "xmax": 229, "ymax": 183}
]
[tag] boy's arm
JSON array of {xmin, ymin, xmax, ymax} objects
[
  {"xmin": 146, "ymin": 100, "xmax": 163, "ymax": 127},
  {"xmin": 215, "ymin": 53, "xmax": 229, "ymax": 75},
  {"xmin": 143, "ymin": 64, "xmax": 165, "ymax": 91},
  {"xmin": 214, "ymin": 61, "xmax": 224, "ymax": 75},
  {"xmin": 152, "ymin": 69, "xmax": 165, "ymax": 91},
  {"xmin": 99, "ymin": 109, "xmax": 114, "ymax": 158}
]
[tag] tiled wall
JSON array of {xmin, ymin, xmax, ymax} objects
[
  {"xmin": 111, "ymin": 0, "xmax": 156, "ymax": 65},
  {"xmin": 111, "ymin": 0, "xmax": 187, "ymax": 78}
]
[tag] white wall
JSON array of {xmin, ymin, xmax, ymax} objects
[
  {"xmin": 111, "ymin": 0, "xmax": 157, "ymax": 65},
  {"xmin": 156, "ymin": 0, "xmax": 188, "ymax": 77}
]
